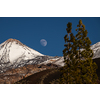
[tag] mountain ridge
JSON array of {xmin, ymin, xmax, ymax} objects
[{"xmin": 0, "ymin": 38, "xmax": 100, "ymax": 73}]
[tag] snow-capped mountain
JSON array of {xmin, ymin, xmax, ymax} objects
[
  {"xmin": 0, "ymin": 39, "xmax": 44, "ymax": 63},
  {"xmin": 0, "ymin": 39, "xmax": 59, "ymax": 72},
  {"xmin": 0, "ymin": 38, "xmax": 100, "ymax": 73}
]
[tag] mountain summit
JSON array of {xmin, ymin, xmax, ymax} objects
[
  {"xmin": 0, "ymin": 38, "xmax": 44, "ymax": 63},
  {"xmin": 0, "ymin": 39, "xmax": 45, "ymax": 71}
]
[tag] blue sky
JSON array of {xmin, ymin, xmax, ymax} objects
[{"xmin": 0, "ymin": 17, "xmax": 100, "ymax": 56}]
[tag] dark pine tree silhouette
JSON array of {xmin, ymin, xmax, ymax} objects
[{"xmin": 60, "ymin": 20, "xmax": 98, "ymax": 84}]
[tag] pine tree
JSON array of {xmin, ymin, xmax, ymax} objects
[
  {"xmin": 60, "ymin": 22, "xmax": 78, "ymax": 83},
  {"xmin": 75, "ymin": 20, "xmax": 98, "ymax": 83},
  {"xmin": 60, "ymin": 20, "xmax": 98, "ymax": 84}
]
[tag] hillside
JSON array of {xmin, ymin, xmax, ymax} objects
[{"xmin": 15, "ymin": 58, "xmax": 100, "ymax": 84}]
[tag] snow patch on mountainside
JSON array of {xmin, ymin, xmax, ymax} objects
[
  {"xmin": 91, "ymin": 42, "xmax": 100, "ymax": 50},
  {"xmin": 40, "ymin": 57, "xmax": 64, "ymax": 67},
  {"xmin": 8, "ymin": 41, "xmax": 44, "ymax": 62},
  {"xmin": 53, "ymin": 57, "xmax": 64, "ymax": 66},
  {"xmin": 40, "ymin": 57, "xmax": 60, "ymax": 64},
  {"xmin": 91, "ymin": 42, "xmax": 100, "ymax": 59}
]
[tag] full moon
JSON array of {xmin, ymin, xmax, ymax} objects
[{"xmin": 40, "ymin": 39, "xmax": 47, "ymax": 46}]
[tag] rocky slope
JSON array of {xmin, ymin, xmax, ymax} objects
[{"xmin": 0, "ymin": 63, "xmax": 59, "ymax": 84}]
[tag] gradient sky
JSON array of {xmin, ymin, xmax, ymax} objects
[{"xmin": 0, "ymin": 17, "xmax": 100, "ymax": 56}]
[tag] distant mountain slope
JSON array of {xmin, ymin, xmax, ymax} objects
[
  {"xmin": 91, "ymin": 42, "xmax": 100, "ymax": 59},
  {"xmin": 42, "ymin": 42, "xmax": 100, "ymax": 66}
]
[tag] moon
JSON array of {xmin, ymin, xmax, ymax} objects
[{"xmin": 40, "ymin": 39, "xmax": 47, "ymax": 46}]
